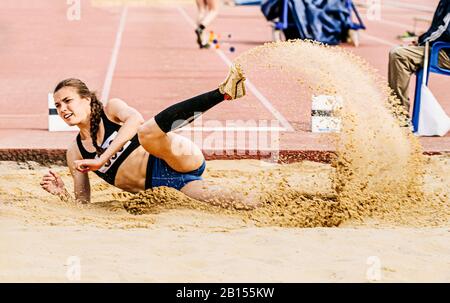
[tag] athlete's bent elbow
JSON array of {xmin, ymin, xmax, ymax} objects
[{"xmin": 137, "ymin": 119, "xmax": 162, "ymax": 143}]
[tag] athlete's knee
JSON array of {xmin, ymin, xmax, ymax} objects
[{"xmin": 137, "ymin": 119, "xmax": 163, "ymax": 143}]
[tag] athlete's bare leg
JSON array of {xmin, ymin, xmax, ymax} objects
[
  {"xmin": 180, "ymin": 180, "xmax": 262, "ymax": 210},
  {"xmin": 137, "ymin": 117, "xmax": 204, "ymax": 173}
]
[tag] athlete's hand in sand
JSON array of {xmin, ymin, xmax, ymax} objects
[
  {"xmin": 74, "ymin": 159, "xmax": 104, "ymax": 173},
  {"xmin": 40, "ymin": 170, "xmax": 65, "ymax": 195}
]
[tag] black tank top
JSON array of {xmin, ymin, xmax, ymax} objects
[{"xmin": 76, "ymin": 112, "xmax": 141, "ymax": 186}]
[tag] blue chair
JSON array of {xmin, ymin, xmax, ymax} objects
[
  {"xmin": 345, "ymin": 0, "xmax": 366, "ymax": 31},
  {"xmin": 412, "ymin": 41, "xmax": 450, "ymax": 132},
  {"xmin": 274, "ymin": 0, "xmax": 288, "ymax": 31}
]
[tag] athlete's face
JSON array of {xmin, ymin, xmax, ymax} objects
[{"xmin": 53, "ymin": 87, "xmax": 91, "ymax": 126}]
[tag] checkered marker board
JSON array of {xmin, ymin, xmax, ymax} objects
[{"xmin": 48, "ymin": 93, "xmax": 78, "ymax": 132}]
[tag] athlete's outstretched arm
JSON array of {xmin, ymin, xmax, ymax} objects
[
  {"xmin": 40, "ymin": 142, "xmax": 90, "ymax": 204},
  {"xmin": 67, "ymin": 143, "xmax": 91, "ymax": 203}
]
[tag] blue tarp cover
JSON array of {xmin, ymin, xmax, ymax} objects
[
  {"xmin": 235, "ymin": 0, "xmax": 262, "ymax": 5},
  {"xmin": 261, "ymin": 0, "xmax": 353, "ymax": 45}
]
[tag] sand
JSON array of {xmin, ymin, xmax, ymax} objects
[
  {"xmin": 235, "ymin": 41, "xmax": 432, "ymax": 227},
  {"xmin": 0, "ymin": 157, "xmax": 449, "ymax": 282},
  {"xmin": 1, "ymin": 41, "xmax": 449, "ymax": 282}
]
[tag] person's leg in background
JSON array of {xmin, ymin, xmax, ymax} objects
[
  {"xmin": 195, "ymin": 0, "xmax": 220, "ymax": 48},
  {"xmin": 195, "ymin": 0, "xmax": 207, "ymax": 25},
  {"xmin": 438, "ymin": 49, "xmax": 450, "ymax": 69},
  {"xmin": 388, "ymin": 45, "xmax": 450, "ymax": 116},
  {"xmin": 388, "ymin": 45, "xmax": 424, "ymax": 116},
  {"xmin": 195, "ymin": 0, "xmax": 208, "ymax": 48},
  {"xmin": 201, "ymin": 0, "xmax": 219, "ymax": 28}
]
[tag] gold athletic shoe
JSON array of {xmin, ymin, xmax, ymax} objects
[{"xmin": 218, "ymin": 64, "xmax": 246, "ymax": 100}]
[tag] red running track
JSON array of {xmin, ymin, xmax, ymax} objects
[{"xmin": 0, "ymin": 0, "xmax": 448, "ymax": 163}]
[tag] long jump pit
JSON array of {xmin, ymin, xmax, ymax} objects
[{"xmin": 1, "ymin": 41, "xmax": 449, "ymax": 283}]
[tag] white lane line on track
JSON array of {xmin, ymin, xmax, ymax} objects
[
  {"xmin": 360, "ymin": 32, "xmax": 396, "ymax": 47},
  {"xmin": 0, "ymin": 114, "xmax": 45, "ymax": 118},
  {"xmin": 375, "ymin": 18, "xmax": 420, "ymax": 31},
  {"xmin": 380, "ymin": 1, "xmax": 434, "ymax": 13},
  {"xmin": 354, "ymin": 0, "xmax": 434, "ymax": 13},
  {"xmin": 101, "ymin": 6, "xmax": 128, "ymax": 104},
  {"xmin": 176, "ymin": 5, "xmax": 295, "ymax": 132},
  {"xmin": 356, "ymin": 8, "xmax": 432, "ymax": 31}
]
